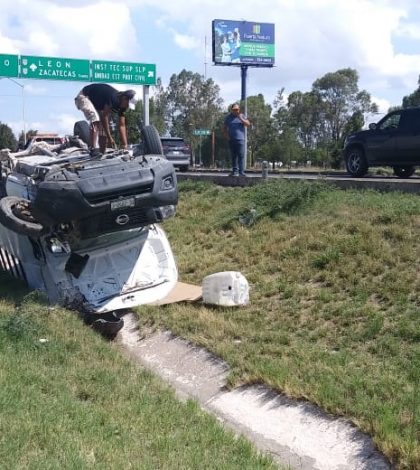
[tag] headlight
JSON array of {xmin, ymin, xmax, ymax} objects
[{"xmin": 161, "ymin": 175, "xmax": 174, "ymax": 191}]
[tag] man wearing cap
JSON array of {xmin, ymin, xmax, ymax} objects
[{"xmin": 75, "ymin": 83, "xmax": 136, "ymax": 153}]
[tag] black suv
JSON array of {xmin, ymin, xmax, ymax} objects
[{"xmin": 344, "ymin": 107, "xmax": 420, "ymax": 177}]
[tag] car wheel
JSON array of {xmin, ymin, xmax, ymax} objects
[
  {"xmin": 73, "ymin": 121, "xmax": 90, "ymax": 146},
  {"xmin": 0, "ymin": 196, "xmax": 44, "ymax": 237},
  {"xmin": 393, "ymin": 166, "xmax": 415, "ymax": 178},
  {"xmin": 141, "ymin": 125, "xmax": 164, "ymax": 155},
  {"xmin": 345, "ymin": 147, "xmax": 368, "ymax": 177},
  {"xmin": 179, "ymin": 165, "xmax": 189, "ymax": 172}
]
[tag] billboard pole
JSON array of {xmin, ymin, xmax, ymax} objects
[{"xmin": 241, "ymin": 64, "xmax": 248, "ymax": 168}]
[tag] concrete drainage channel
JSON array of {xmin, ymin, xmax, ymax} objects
[{"xmin": 117, "ymin": 313, "xmax": 392, "ymax": 470}]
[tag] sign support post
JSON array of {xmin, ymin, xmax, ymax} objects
[
  {"xmin": 143, "ymin": 85, "xmax": 150, "ymax": 126},
  {"xmin": 241, "ymin": 65, "xmax": 248, "ymax": 169}
]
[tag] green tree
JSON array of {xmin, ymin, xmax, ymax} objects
[
  {"xmin": 114, "ymin": 84, "xmax": 169, "ymax": 147},
  {"xmin": 272, "ymin": 88, "xmax": 310, "ymax": 166},
  {"xmin": 0, "ymin": 122, "xmax": 17, "ymax": 150},
  {"xmin": 246, "ymin": 94, "xmax": 274, "ymax": 167},
  {"xmin": 312, "ymin": 68, "xmax": 377, "ymax": 145},
  {"xmin": 166, "ymin": 69, "xmax": 224, "ymax": 164},
  {"xmin": 402, "ymin": 75, "xmax": 420, "ymax": 108},
  {"xmin": 273, "ymin": 68, "xmax": 377, "ymax": 168},
  {"xmin": 283, "ymin": 90, "xmax": 323, "ymax": 153}
]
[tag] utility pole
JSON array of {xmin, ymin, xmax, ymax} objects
[{"xmin": 204, "ymin": 36, "xmax": 208, "ymax": 79}]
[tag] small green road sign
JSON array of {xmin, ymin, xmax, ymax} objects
[
  {"xmin": 20, "ymin": 55, "xmax": 90, "ymax": 81},
  {"xmin": 193, "ymin": 129, "xmax": 211, "ymax": 136},
  {"xmin": 0, "ymin": 54, "xmax": 19, "ymax": 77},
  {"xmin": 91, "ymin": 60, "xmax": 156, "ymax": 85}
]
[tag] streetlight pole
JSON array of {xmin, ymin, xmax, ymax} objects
[{"xmin": 0, "ymin": 77, "xmax": 26, "ymax": 146}]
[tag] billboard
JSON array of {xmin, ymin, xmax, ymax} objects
[{"xmin": 212, "ymin": 19, "xmax": 275, "ymax": 67}]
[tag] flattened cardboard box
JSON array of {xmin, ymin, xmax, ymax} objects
[{"xmin": 150, "ymin": 282, "xmax": 202, "ymax": 306}]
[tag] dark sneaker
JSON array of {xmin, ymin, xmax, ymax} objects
[
  {"xmin": 83, "ymin": 311, "xmax": 124, "ymax": 338},
  {"xmin": 239, "ymin": 172, "xmax": 247, "ymax": 177},
  {"xmin": 89, "ymin": 147, "xmax": 102, "ymax": 158},
  {"xmin": 228, "ymin": 172, "xmax": 239, "ymax": 177}
]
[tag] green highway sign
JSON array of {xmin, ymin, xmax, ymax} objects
[
  {"xmin": 92, "ymin": 60, "xmax": 156, "ymax": 85},
  {"xmin": 193, "ymin": 129, "xmax": 212, "ymax": 136},
  {"xmin": 0, "ymin": 53, "xmax": 157, "ymax": 86},
  {"xmin": 0, "ymin": 54, "xmax": 19, "ymax": 77},
  {"xmin": 20, "ymin": 55, "xmax": 90, "ymax": 81}
]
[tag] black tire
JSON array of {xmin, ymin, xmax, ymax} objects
[
  {"xmin": 0, "ymin": 197, "xmax": 44, "ymax": 237},
  {"xmin": 141, "ymin": 125, "xmax": 163, "ymax": 155},
  {"xmin": 393, "ymin": 165, "xmax": 415, "ymax": 178},
  {"xmin": 179, "ymin": 165, "xmax": 189, "ymax": 172},
  {"xmin": 345, "ymin": 147, "xmax": 368, "ymax": 177},
  {"xmin": 73, "ymin": 121, "xmax": 90, "ymax": 146}
]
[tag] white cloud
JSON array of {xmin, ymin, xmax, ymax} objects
[
  {"xmin": 396, "ymin": 22, "xmax": 420, "ymax": 40},
  {"xmin": 1, "ymin": 0, "xmax": 138, "ymax": 59},
  {"xmin": 0, "ymin": 31, "xmax": 20, "ymax": 54},
  {"xmin": 24, "ymin": 84, "xmax": 49, "ymax": 95},
  {"xmin": 55, "ymin": 113, "xmax": 82, "ymax": 135},
  {"xmin": 172, "ymin": 32, "xmax": 198, "ymax": 50},
  {"xmin": 370, "ymin": 95, "xmax": 391, "ymax": 113}
]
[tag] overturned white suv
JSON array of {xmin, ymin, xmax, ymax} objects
[{"xmin": 0, "ymin": 124, "xmax": 178, "ymax": 333}]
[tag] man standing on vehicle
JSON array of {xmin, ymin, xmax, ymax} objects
[
  {"xmin": 223, "ymin": 103, "xmax": 250, "ymax": 176},
  {"xmin": 75, "ymin": 83, "xmax": 136, "ymax": 153}
]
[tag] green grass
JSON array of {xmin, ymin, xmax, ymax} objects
[
  {"xmin": 136, "ymin": 179, "xmax": 420, "ymax": 469},
  {"xmin": 0, "ymin": 286, "xmax": 276, "ymax": 469}
]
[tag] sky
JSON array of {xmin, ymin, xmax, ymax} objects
[{"xmin": 1, "ymin": 0, "xmax": 420, "ymax": 139}]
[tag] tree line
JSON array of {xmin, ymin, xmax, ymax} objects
[{"xmin": 1, "ymin": 68, "xmax": 420, "ymax": 168}]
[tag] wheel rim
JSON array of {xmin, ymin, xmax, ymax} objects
[{"xmin": 348, "ymin": 153, "xmax": 360, "ymax": 173}]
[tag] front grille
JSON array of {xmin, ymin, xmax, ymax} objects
[
  {"xmin": 0, "ymin": 246, "xmax": 27, "ymax": 284},
  {"xmin": 84, "ymin": 184, "xmax": 153, "ymax": 204},
  {"xmin": 77, "ymin": 206, "xmax": 158, "ymax": 238}
]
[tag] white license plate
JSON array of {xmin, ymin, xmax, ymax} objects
[{"xmin": 111, "ymin": 197, "xmax": 135, "ymax": 210}]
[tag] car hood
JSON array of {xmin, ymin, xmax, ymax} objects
[{"xmin": 346, "ymin": 129, "xmax": 372, "ymax": 139}]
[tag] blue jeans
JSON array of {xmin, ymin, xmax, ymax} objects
[{"xmin": 229, "ymin": 139, "xmax": 245, "ymax": 175}]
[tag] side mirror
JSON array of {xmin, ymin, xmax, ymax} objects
[{"xmin": 368, "ymin": 123, "xmax": 377, "ymax": 130}]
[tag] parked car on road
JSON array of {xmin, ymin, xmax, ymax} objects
[
  {"xmin": 343, "ymin": 107, "xmax": 420, "ymax": 177},
  {"xmin": 160, "ymin": 137, "xmax": 192, "ymax": 172}
]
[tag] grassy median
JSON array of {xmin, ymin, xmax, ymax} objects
[
  {"xmin": 137, "ymin": 179, "xmax": 419, "ymax": 469},
  {"xmin": 0, "ymin": 283, "xmax": 276, "ymax": 469}
]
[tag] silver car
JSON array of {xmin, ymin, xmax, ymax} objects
[{"xmin": 161, "ymin": 137, "xmax": 192, "ymax": 172}]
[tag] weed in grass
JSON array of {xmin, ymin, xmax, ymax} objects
[
  {"xmin": 214, "ymin": 179, "xmax": 329, "ymax": 229},
  {"xmin": 359, "ymin": 313, "xmax": 384, "ymax": 341},
  {"xmin": 1, "ymin": 311, "xmax": 38, "ymax": 341},
  {"xmin": 311, "ymin": 248, "xmax": 341, "ymax": 269}
]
